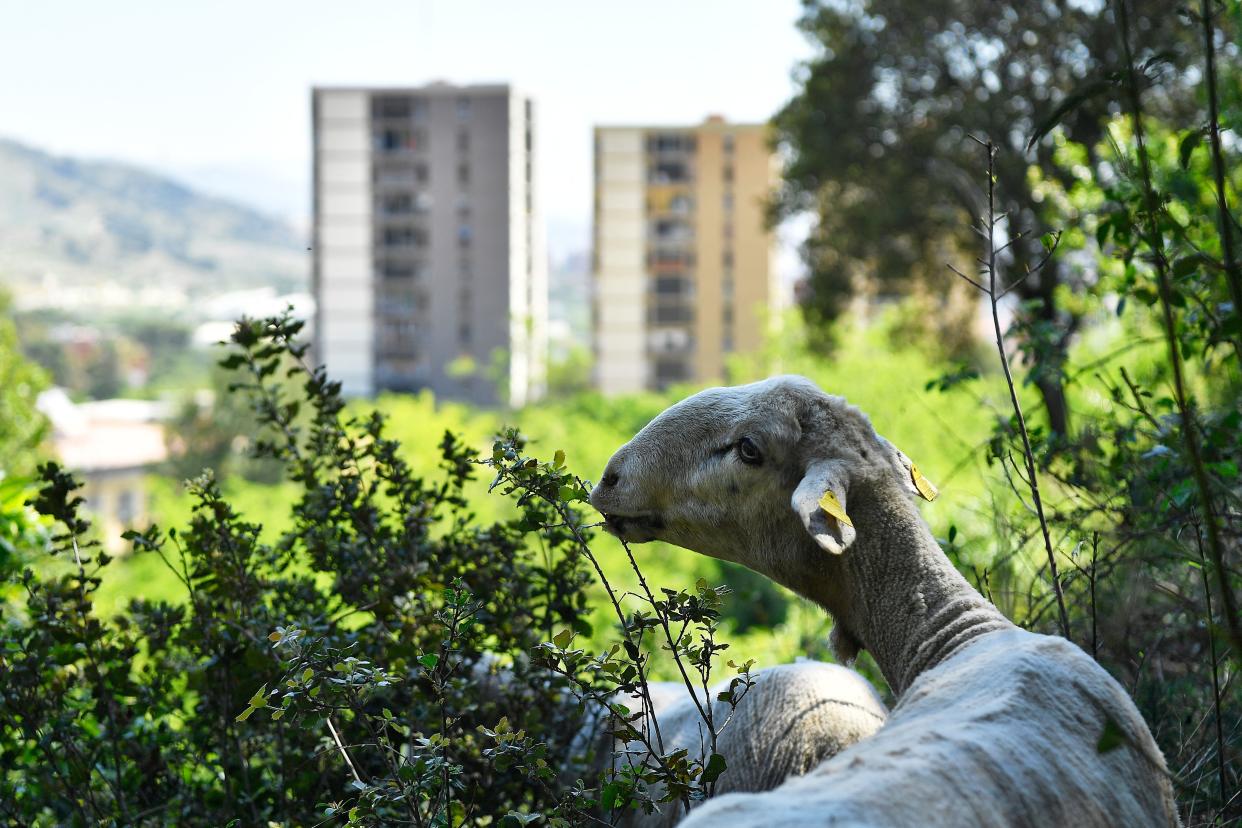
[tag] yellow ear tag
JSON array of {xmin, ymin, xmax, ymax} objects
[
  {"xmin": 818, "ymin": 490, "xmax": 853, "ymax": 527},
  {"xmin": 910, "ymin": 463, "xmax": 939, "ymax": 502}
]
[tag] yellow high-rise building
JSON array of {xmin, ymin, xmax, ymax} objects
[{"xmin": 592, "ymin": 116, "xmax": 781, "ymax": 393}]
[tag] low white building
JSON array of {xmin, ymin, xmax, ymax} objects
[{"xmin": 37, "ymin": 389, "xmax": 169, "ymax": 550}]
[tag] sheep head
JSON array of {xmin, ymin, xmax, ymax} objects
[{"xmin": 590, "ymin": 376, "xmax": 936, "ymax": 579}]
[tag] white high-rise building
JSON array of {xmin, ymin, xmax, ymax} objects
[{"xmin": 312, "ymin": 83, "xmax": 546, "ymax": 406}]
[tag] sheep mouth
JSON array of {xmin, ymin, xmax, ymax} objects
[{"xmin": 599, "ymin": 512, "xmax": 665, "ymax": 542}]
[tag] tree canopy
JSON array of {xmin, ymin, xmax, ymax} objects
[{"xmin": 774, "ymin": 0, "xmax": 1198, "ymax": 432}]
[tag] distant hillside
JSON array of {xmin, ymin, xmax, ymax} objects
[{"xmin": 0, "ymin": 138, "xmax": 306, "ymax": 311}]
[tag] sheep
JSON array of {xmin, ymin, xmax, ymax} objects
[
  {"xmin": 473, "ymin": 653, "xmax": 887, "ymax": 826},
  {"xmin": 572, "ymin": 661, "xmax": 887, "ymax": 827},
  {"xmin": 590, "ymin": 375, "xmax": 1179, "ymax": 827}
]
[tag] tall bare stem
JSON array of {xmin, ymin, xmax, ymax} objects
[
  {"xmin": 948, "ymin": 137, "xmax": 1072, "ymax": 640},
  {"xmin": 1114, "ymin": 0, "xmax": 1242, "ymax": 659}
]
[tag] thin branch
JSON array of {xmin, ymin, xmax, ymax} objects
[
  {"xmin": 977, "ymin": 138, "xmax": 1072, "ymax": 640},
  {"xmin": 326, "ymin": 715, "xmax": 364, "ymax": 787},
  {"xmin": 947, "ymin": 263, "xmax": 989, "ymax": 294},
  {"xmin": 1199, "ymin": 0, "xmax": 1242, "ymax": 358},
  {"xmin": 999, "ymin": 231, "xmax": 1061, "ymax": 300},
  {"xmin": 1115, "ymin": 0, "xmax": 1242, "ymax": 660}
]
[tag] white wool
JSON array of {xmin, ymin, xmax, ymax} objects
[
  {"xmin": 581, "ymin": 661, "xmax": 887, "ymax": 827},
  {"xmin": 591, "ymin": 375, "xmax": 1180, "ymax": 827},
  {"xmin": 681, "ymin": 629, "xmax": 1173, "ymax": 827}
]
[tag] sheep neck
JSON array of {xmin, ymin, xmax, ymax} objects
[{"xmin": 805, "ymin": 476, "xmax": 1013, "ymax": 696}]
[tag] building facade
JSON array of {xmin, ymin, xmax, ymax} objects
[
  {"xmin": 37, "ymin": 390, "xmax": 170, "ymax": 553},
  {"xmin": 312, "ymin": 83, "xmax": 546, "ymax": 406},
  {"xmin": 592, "ymin": 116, "xmax": 780, "ymax": 394}
]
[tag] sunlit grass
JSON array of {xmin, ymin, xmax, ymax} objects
[{"xmin": 87, "ymin": 307, "xmax": 1169, "ymax": 689}]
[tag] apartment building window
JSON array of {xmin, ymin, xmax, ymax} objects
[
  {"xmin": 649, "ymin": 134, "xmax": 695, "ymax": 152},
  {"xmin": 650, "ymin": 161, "xmax": 689, "ymax": 183},
  {"xmin": 723, "ymin": 164, "xmax": 734, "ymax": 183},
  {"xmin": 456, "ymin": 96, "xmax": 472, "ymax": 119},
  {"xmin": 723, "ymin": 134, "xmax": 735, "ymax": 153},
  {"xmin": 457, "ymin": 129, "xmax": 470, "ymax": 152},
  {"xmin": 411, "ymin": 97, "xmax": 428, "ymax": 121},
  {"xmin": 381, "ymin": 193, "xmax": 414, "ymax": 215},
  {"xmin": 654, "ymin": 276, "xmax": 690, "ymax": 296},
  {"xmin": 380, "ymin": 260, "xmax": 422, "ymax": 280},
  {"xmin": 650, "ymin": 249, "xmax": 695, "ymax": 269},
  {"xmin": 651, "ymin": 305, "xmax": 694, "ymax": 324},
  {"xmin": 669, "ymin": 194, "xmax": 693, "ymax": 214},
  {"xmin": 383, "ymin": 226, "xmax": 428, "ymax": 247},
  {"xmin": 723, "ymin": 250, "xmax": 734, "ymax": 268},
  {"xmin": 379, "ymin": 286, "xmax": 428, "ymax": 315},
  {"xmin": 373, "ymin": 96, "xmax": 410, "ymax": 118},
  {"xmin": 723, "ymin": 193, "xmax": 734, "ymax": 212},
  {"xmin": 654, "ymin": 219, "xmax": 691, "ymax": 242},
  {"xmin": 457, "ymin": 163, "xmax": 470, "ymax": 187},
  {"xmin": 648, "ymin": 328, "xmax": 692, "ymax": 353},
  {"xmin": 458, "ymin": 221, "xmax": 473, "ymax": 248},
  {"xmin": 723, "ymin": 305, "xmax": 734, "ymax": 326},
  {"xmin": 415, "ymin": 163, "xmax": 429, "ymax": 184},
  {"xmin": 379, "ymin": 318, "xmax": 418, "ymax": 351},
  {"xmin": 654, "ymin": 358, "xmax": 690, "ymax": 384},
  {"xmin": 723, "ymin": 333, "xmax": 735, "ymax": 352},
  {"xmin": 377, "ymin": 127, "xmax": 426, "ymax": 152}
]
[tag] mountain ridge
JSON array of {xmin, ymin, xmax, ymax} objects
[{"xmin": 0, "ymin": 137, "xmax": 307, "ymax": 311}]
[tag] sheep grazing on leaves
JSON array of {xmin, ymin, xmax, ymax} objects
[
  {"xmin": 591, "ymin": 375, "xmax": 1179, "ymax": 827},
  {"xmin": 574, "ymin": 661, "xmax": 887, "ymax": 827}
]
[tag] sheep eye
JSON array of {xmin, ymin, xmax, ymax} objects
[{"xmin": 736, "ymin": 437, "xmax": 763, "ymax": 466}]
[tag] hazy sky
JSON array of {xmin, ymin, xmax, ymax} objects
[{"xmin": 1, "ymin": 1, "xmax": 812, "ymax": 256}]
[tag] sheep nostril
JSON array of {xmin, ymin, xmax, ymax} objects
[{"xmin": 601, "ymin": 471, "xmax": 620, "ymax": 488}]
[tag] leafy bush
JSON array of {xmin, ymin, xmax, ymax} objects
[{"xmin": 0, "ymin": 313, "xmax": 755, "ymax": 826}]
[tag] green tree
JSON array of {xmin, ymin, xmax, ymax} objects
[
  {"xmin": 773, "ymin": 0, "xmax": 1197, "ymax": 434},
  {"xmin": 0, "ymin": 291, "xmax": 48, "ymax": 476}
]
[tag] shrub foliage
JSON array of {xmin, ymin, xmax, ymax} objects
[{"xmin": 0, "ymin": 315, "xmax": 750, "ymax": 826}]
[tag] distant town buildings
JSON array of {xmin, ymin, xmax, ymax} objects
[
  {"xmin": 37, "ymin": 389, "xmax": 170, "ymax": 552},
  {"xmin": 592, "ymin": 116, "xmax": 782, "ymax": 394},
  {"xmin": 312, "ymin": 83, "xmax": 547, "ymax": 406}
]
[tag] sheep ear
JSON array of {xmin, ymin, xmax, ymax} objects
[
  {"xmin": 877, "ymin": 436, "xmax": 939, "ymax": 502},
  {"xmin": 792, "ymin": 460, "xmax": 857, "ymax": 555}
]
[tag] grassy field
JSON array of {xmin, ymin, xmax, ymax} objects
[{"xmin": 90, "ymin": 309, "xmax": 1172, "ymax": 686}]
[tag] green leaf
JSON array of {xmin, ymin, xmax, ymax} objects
[
  {"xmin": 235, "ymin": 706, "xmax": 256, "ymax": 722},
  {"xmin": 1178, "ymin": 129, "xmax": 1203, "ymax": 169},
  {"xmin": 1026, "ymin": 77, "xmax": 1117, "ymax": 151},
  {"xmin": 1097, "ymin": 716, "xmax": 1125, "ymax": 754},
  {"xmin": 600, "ymin": 781, "xmax": 621, "ymax": 811},
  {"xmin": 247, "ymin": 684, "xmax": 268, "ymax": 708},
  {"xmin": 301, "ymin": 668, "xmax": 314, "ymax": 684},
  {"xmin": 553, "ymin": 449, "xmax": 566, "ymax": 469},
  {"xmin": 1171, "ymin": 255, "xmax": 1202, "ymax": 279},
  {"xmin": 418, "ymin": 653, "xmax": 440, "ymax": 670},
  {"xmin": 552, "ymin": 629, "xmax": 573, "ymax": 649},
  {"xmin": 702, "ymin": 752, "xmax": 728, "ymax": 784}
]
